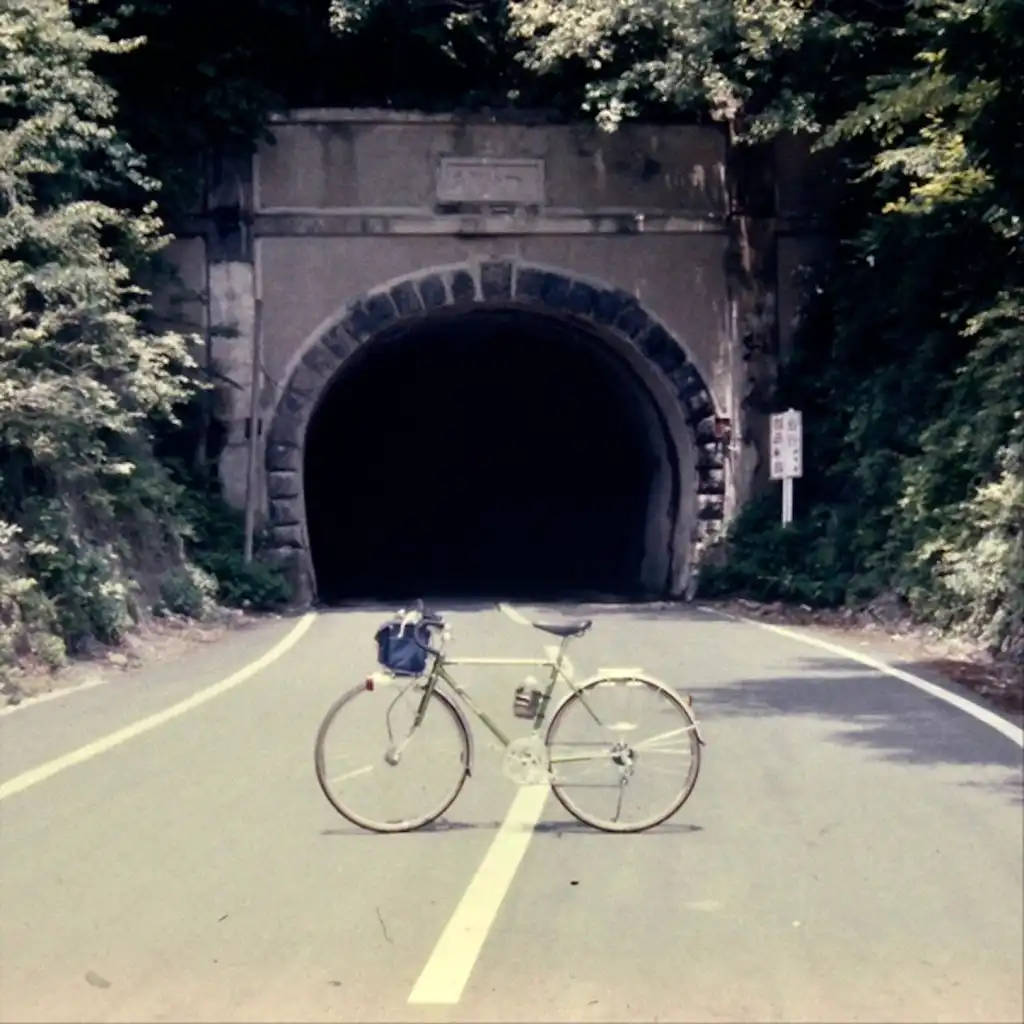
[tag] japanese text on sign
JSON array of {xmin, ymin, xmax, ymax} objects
[{"xmin": 769, "ymin": 409, "xmax": 803, "ymax": 480}]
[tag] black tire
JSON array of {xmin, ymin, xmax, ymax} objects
[
  {"xmin": 545, "ymin": 676, "xmax": 702, "ymax": 833},
  {"xmin": 314, "ymin": 682, "xmax": 471, "ymax": 833}
]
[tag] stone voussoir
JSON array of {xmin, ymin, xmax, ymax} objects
[
  {"xmin": 591, "ymin": 287, "xmax": 636, "ymax": 327},
  {"xmin": 449, "ymin": 268, "xmax": 478, "ymax": 304},
  {"xmin": 267, "ymin": 471, "xmax": 300, "ymax": 500},
  {"xmin": 279, "ymin": 384, "xmax": 313, "ymax": 419},
  {"xmin": 638, "ymin": 324, "xmax": 674, "ymax": 363},
  {"xmin": 697, "ymin": 468, "xmax": 726, "ymax": 495},
  {"xmin": 480, "ymin": 260, "xmax": 513, "ymax": 301},
  {"xmin": 565, "ymin": 279, "xmax": 600, "ymax": 318},
  {"xmin": 342, "ymin": 290, "xmax": 398, "ymax": 343},
  {"xmin": 696, "ymin": 442, "xmax": 725, "ymax": 471},
  {"xmin": 539, "ymin": 271, "xmax": 573, "ymax": 310},
  {"xmin": 286, "ymin": 362, "xmax": 325, "ymax": 398},
  {"xmin": 266, "ymin": 443, "xmax": 301, "ymax": 472},
  {"xmin": 321, "ymin": 322, "xmax": 355, "ymax": 358},
  {"xmin": 697, "ymin": 493, "xmax": 726, "ymax": 520},
  {"xmin": 269, "ymin": 498, "xmax": 301, "ymax": 526},
  {"xmin": 390, "ymin": 279, "xmax": 423, "ymax": 317},
  {"xmin": 513, "ymin": 265, "xmax": 546, "ymax": 303},
  {"xmin": 267, "ymin": 410, "xmax": 303, "ymax": 450},
  {"xmin": 691, "ymin": 409, "xmax": 718, "ymax": 441},
  {"xmin": 271, "ymin": 524, "xmax": 305, "ymax": 548},
  {"xmin": 614, "ymin": 300, "xmax": 653, "ymax": 341},
  {"xmin": 417, "ymin": 273, "xmax": 449, "ymax": 310},
  {"xmin": 514, "ymin": 267, "xmax": 573, "ymax": 312},
  {"xmin": 301, "ymin": 338, "xmax": 340, "ymax": 379},
  {"xmin": 695, "ymin": 519, "xmax": 725, "ymax": 542}
]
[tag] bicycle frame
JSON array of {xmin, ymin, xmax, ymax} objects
[{"xmin": 408, "ymin": 632, "xmax": 598, "ymax": 753}]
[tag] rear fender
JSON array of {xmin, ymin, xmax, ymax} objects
[{"xmin": 553, "ymin": 670, "xmax": 706, "ymax": 747}]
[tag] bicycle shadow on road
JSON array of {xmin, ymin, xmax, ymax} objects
[{"xmin": 320, "ymin": 819, "xmax": 704, "ymax": 838}]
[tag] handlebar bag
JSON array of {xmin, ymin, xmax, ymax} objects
[{"xmin": 375, "ymin": 617, "xmax": 430, "ymax": 676}]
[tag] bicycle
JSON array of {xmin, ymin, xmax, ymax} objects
[{"xmin": 314, "ymin": 601, "xmax": 705, "ymax": 834}]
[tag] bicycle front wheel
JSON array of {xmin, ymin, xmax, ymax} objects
[
  {"xmin": 545, "ymin": 675, "xmax": 702, "ymax": 833},
  {"xmin": 314, "ymin": 679, "xmax": 470, "ymax": 833}
]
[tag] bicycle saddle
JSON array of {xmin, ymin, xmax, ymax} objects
[{"xmin": 529, "ymin": 617, "xmax": 593, "ymax": 638}]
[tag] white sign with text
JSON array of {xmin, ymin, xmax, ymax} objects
[
  {"xmin": 770, "ymin": 409, "xmax": 803, "ymax": 527},
  {"xmin": 769, "ymin": 409, "xmax": 803, "ymax": 480}
]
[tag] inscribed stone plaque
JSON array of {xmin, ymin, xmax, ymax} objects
[{"xmin": 436, "ymin": 157, "xmax": 545, "ymax": 205}]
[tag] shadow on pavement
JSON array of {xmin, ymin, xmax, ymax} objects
[
  {"xmin": 314, "ymin": 600, "xmax": 500, "ymax": 615},
  {"xmin": 687, "ymin": 660, "xmax": 1023, "ymax": 784},
  {"xmin": 320, "ymin": 819, "xmax": 703, "ymax": 837}
]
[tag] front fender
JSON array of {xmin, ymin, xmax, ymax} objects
[{"xmin": 433, "ymin": 686, "xmax": 477, "ymax": 776}]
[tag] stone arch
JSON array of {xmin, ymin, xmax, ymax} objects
[{"xmin": 262, "ymin": 259, "xmax": 727, "ymax": 604}]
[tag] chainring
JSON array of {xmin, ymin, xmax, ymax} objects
[{"xmin": 502, "ymin": 735, "xmax": 551, "ymax": 786}]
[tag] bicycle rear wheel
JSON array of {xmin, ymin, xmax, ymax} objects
[
  {"xmin": 545, "ymin": 675, "xmax": 702, "ymax": 833},
  {"xmin": 314, "ymin": 679, "xmax": 470, "ymax": 833}
]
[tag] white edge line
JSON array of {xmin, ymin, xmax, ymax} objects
[
  {"xmin": 701, "ymin": 606, "xmax": 1023, "ymax": 749},
  {"xmin": 0, "ymin": 612, "xmax": 318, "ymax": 802},
  {"xmin": 407, "ymin": 784, "xmax": 549, "ymax": 1005}
]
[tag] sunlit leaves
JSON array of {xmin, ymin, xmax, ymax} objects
[{"xmin": 0, "ymin": 0, "xmax": 196, "ymax": 479}]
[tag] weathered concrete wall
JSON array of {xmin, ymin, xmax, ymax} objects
[
  {"xmin": 152, "ymin": 237, "xmax": 207, "ymax": 335},
  {"xmin": 256, "ymin": 115, "xmax": 728, "ymax": 214},
  {"xmin": 168, "ymin": 109, "xmax": 827, "ymax": 601},
  {"xmin": 257, "ymin": 234, "xmax": 730, "ymax": 401}
]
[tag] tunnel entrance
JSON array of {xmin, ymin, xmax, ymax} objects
[{"xmin": 303, "ymin": 309, "xmax": 674, "ymax": 604}]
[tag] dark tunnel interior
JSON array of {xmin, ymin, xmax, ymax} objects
[{"xmin": 303, "ymin": 309, "xmax": 667, "ymax": 604}]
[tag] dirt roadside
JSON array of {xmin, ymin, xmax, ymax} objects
[
  {"xmin": 705, "ymin": 598, "xmax": 1024, "ymax": 724},
  {"xmin": 0, "ymin": 609, "xmax": 271, "ymax": 709}
]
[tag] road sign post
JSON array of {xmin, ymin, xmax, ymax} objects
[{"xmin": 769, "ymin": 409, "xmax": 803, "ymax": 527}]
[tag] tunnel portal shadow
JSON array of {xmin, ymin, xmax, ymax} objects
[{"xmin": 305, "ymin": 310, "xmax": 667, "ymax": 604}]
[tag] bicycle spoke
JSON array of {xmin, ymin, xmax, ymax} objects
[
  {"xmin": 314, "ymin": 683, "xmax": 469, "ymax": 833},
  {"xmin": 546, "ymin": 676, "xmax": 702, "ymax": 832},
  {"xmin": 633, "ymin": 725, "xmax": 698, "ymax": 752}
]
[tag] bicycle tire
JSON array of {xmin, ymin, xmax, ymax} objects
[
  {"xmin": 314, "ymin": 682, "xmax": 471, "ymax": 833},
  {"xmin": 545, "ymin": 675, "xmax": 702, "ymax": 833}
]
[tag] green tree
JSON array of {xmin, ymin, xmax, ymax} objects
[
  {"xmin": 501, "ymin": 0, "xmax": 1022, "ymax": 656},
  {"xmin": 0, "ymin": 0, "xmax": 199, "ymax": 667}
]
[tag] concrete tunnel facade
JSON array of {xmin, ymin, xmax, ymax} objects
[
  {"xmin": 263, "ymin": 261, "xmax": 728, "ymax": 603},
  {"xmin": 156, "ymin": 109, "xmax": 831, "ymax": 603}
]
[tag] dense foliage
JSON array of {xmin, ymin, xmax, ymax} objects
[
  {"xmin": 0, "ymin": 0, "xmax": 196, "ymax": 675},
  {"xmin": 0, "ymin": 0, "xmax": 286, "ymax": 683},
  {"xmin": 2, "ymin": 0, "xmax": 1020, "ymax": 678}
]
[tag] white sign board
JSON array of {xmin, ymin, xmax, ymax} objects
[{"xmin": 769, "ymin": 409, "xmax": 803, "ymax": 480}]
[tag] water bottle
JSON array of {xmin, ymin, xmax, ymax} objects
[{"xmin": 513, "ymin": 675, "xmax": 543, "ymax": 719}]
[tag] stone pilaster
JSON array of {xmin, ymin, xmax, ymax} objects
[
  {"xmin": 204, "ymin": 151, "xmax": 256, "ymax": 510},
  {"xmin": 724, "ymin": 127, "xmax": 780, "ymax": 511}
]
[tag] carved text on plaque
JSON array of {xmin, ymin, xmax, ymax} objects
[{"xmin": 436, "ymin": 157, "xmax": 546, "ymax": 205}]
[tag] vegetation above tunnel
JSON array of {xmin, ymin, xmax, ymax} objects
[{"xmin": 1, "ymin": 0, "xmax": 1021, "ymax": 682}]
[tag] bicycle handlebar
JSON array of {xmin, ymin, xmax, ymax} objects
[{"xmin": 406, "ymin": 601, "xmax": 446, "ymax": 658}]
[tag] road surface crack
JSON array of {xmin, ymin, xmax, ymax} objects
[{"xmin": 375, "ymin": 906, "xmax": 393, "ymax": 944}]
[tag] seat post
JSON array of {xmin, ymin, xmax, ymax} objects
[{"xmin": 555, "ymin": 634, "xmax": 572, "ymax": 667}]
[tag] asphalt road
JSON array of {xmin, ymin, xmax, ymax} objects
[{"xmin": 1, "ymin": 604, "xmax": 1021, "ymax": 1024}]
